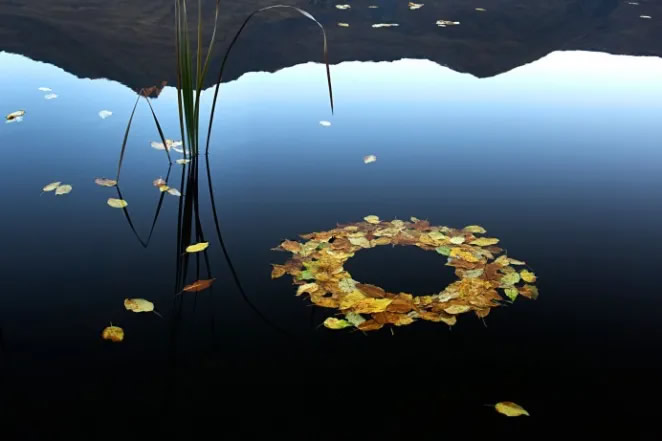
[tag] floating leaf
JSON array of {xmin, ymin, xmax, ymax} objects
[
  {"xmin": 124, "ymin": 298, "xmax": 154, "ymax": 313},
  {"xmin": 500, "ymin": 272, "xmax": 521, "ymax": 287},
  {"xmin": 185, "ymin": 242, "xmax": 209, "ymax": 253},
  {"xmin": 408, "ymin": 2, "xmax": 424, "ymax": 10},
  {"xmin": 519, "ymin": 284, "xmax": 539, "ymax": 300},
  {"xmin": 44, "ymin": 93, "xmax": 58, "ymax": 100},
  {"xmin": 495, "ymin": 402, "xmax": 530, "ymax": 417},
  {"xmin": 345, "ymin": 312, "xmax": 366, "ymax": 327},
  {"xmin": 436, "ymin": 20, "xmax": 460, "ymax": 27},
  {"xmin": 520, "ymin": 270, "xmax": 537, "ymax": 283},
  {"xmin": 158, "ymin": 185, "xmax": 170, "ymax": 192},
  {"xmin": 42, "ymin": 181, "xmax": 62, "ymax": 192},
  {"xmin": 324, "ymin": 317, "xmax": 351, "ymax": 329},
  {"xmin": 152, "ymin": 178, "xmax": 166, "ymax": 187},
  {"xmin": 296, "ymin": 283, "xmax": 319, "ymax": 296},
  {"xmin": 176, "ymin": 159, "xmax": 190, "ymax": 165},
  {"xmin": 475, "ymin": 7, "xmax": 487, "ymax": 12},
  {"xmin": 38, "ymin": 87, "xmax": 52, "ymax": 92},
  {"xmin": 167, "ymin": 188, "xmax": 181, "ymax": 197},
  {"xmin": 107, "ymin": 198, "xmax": 128, "ymax": 208},
  {"xmin": 504, "ymin": 287, "xmax": 519, "ymax": 301},
  {"xmin": 319, "ymin": 120, "xmax": 332, "ymax": 127},
  {"xmin": 372, "ymin": 23, "xmax": 399, "ymax": 28},
  {"xmin": 98, "ymin": 110, "xmax": 112, "ymax": 119},
  {"xmin": 444, "ymin": 304, "xmax": 472, "ymax": 315},
  {"xmin": 368, "ymin": 5, "xmax": 378, "ymax": 8},
  {"xmin": 94, "ymin": 178, "xmax": 117, "ymax": 187},
  {"xmin": 337, "ymin": 22, "xmax": 349, "ymax": 27},
  {"xmin": 508, "ymin": 258, "xmax": 526, "ymax": 266},
  {"xmin": 463, "ymin": 225, "xmax": 486, "ymax": 234},
  {"xmin": 363, "ymin": 155, "xmax": 377, "ymax": 164},
  {"xmin": 470, "ymin": 237, "xmax": 500, "ymax": 247},
  {"xmin": 435, "ymin": 246, "xmax": 452, "ymax": 256},
  {"xmin": 335, "ymin": 4, "xmax": 350, "ymax": 10},
  {"xmin": 54, "ymin": 184, "xmax": 72, "ymax": 195},
  {"xmin": 271, "ymin": 264, "xmax": 287, "ymax": 279},
  {"xmin": 101, "ymin": 325, "xmax": 124, "ymax": 342},
  {"xmin": 364, "ymin": 215, "xmax": 380, "ymax": 224},
  {"xmin": 182, "ymin": 278, "xmax": 216, "ymax": 293},
  {"xmin": 449, "ymin": 236, "xmax": 465, "ymax": 245},
  {"xmin": 640, "ymin": 15, "xmax": 652, "ymax": 19},
  {"xmin": 6, "ymin": 110, "xmax": 25, "ymax": 121}
]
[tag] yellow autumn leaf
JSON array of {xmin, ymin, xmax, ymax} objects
[
  {"xmin": 323, "ymin": 317, "xmax": 351, "ymax": 329},
  {"xmin": 470, "ymin": 237, "xmax": 500, "ymax": 246},
  {"xmin": 101, "ymin": 325, "xmax": 124, "ymax": 342},
  {"xmin": 464, "ymin": 225, "xmax": 486, "ymax": 234},
  {"xmin": 449, "ymin": 248, "xmax": 479, "ymax": 262},
  {"xmin": 364, "ymin": 215, "xmax": 380, "ymax": 224},
  {"xmin": 158, "ymin": 185, "xmax": 170, "ymax": 192},
  {"xmin": 186, "ymin": 242, "xmax": 209, "ymax": 253},
  {"xmin": 520, "ymin": 270, "xmax": 537, "ymax": 283},
  {"xmin": 107, "ymin": 198, "xmax": 128, "ymax": 208},
  {"xmin": 123, "ymin": 298, "xmax": 154, "ymax": 313},
  {"xmin": 42, "ymin": 181, "xmax": 61, "ymax": 192},
  {"xmin": 352, "ymin": 298, "xmax": 393, "ymax": 314},
  {"xmin": 443, "ymin": 304, "xmax": 472, "ymax": 314},
  {"xmin": 94, "ymin": 178, "xmax": 117, "ymax": 187},
  {"xmin": 54, "ymin": 184, "xmax": 72, "ymax": 195},
  {"xmin": 296, "ymin": 283, "xmax": 319, "ymax": 296},
  {"xmin": 495, "ymin": 401, "xmax": 530, "ymax": 417},
  {"xmin": 449, "ymin": 236, "xmax": 465, "ymax": 244}
]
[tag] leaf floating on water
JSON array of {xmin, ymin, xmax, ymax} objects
[
  {"xmin": 337, "ymin": 22, "xmax": 350, "ymax": 28},
  {"xmin": 363, "ymin": 155, "xmax": 377, "ymax": 164},
  {"xmin": 151, "ymin": 139, "xmax": 183, "ymax": 151},
  {"xmin": 94, "ymin": 178, "xmax": 117, "ymax": 187},
  {"xmin": 520, "ymin": 270, "xmax": 537, "ymax": 283},
  {"xmin": 101, "ymin": 325, "xmax": 124, "ymax": 342},
  {"xmin": 449, "ymin": 236, "xmax": 465, "ymax": 245},
  {"xmin": 444, "ymin": 304, "xmax": 472, "ymax": 315},
  {"xmin": 500, "ymin": 272, "xmax": 521, "ymax": 287},
  {"xmin": 182, "ymin": 278, "xmax": 216, "ymax": 293},
  {"xmin": 504, "ymin": 287, "xmax": 519, "ymax": 301},
  {"xmin": 436, "ymin": 19, "xmax": 460, "ymax": 27},
  {"xmin": 363, "ymin": 215, "xmax": 380, "ymax": 224},
  {"xmin": 640, "ymin": 15, "xmax": 652, "ymax": 19},
  {"xmin": 44, "ymin": 93, "xmax": 58, "ymax": 100},
  {"xmin": 470, "ymin": 237, "xmax": 499, "ymax": 247},
  {"xmin": 38, "ymin": 87, "xmax": 52, "ymax": 92},
  {"xmin": 408, "ymin": 2, "xmax": 424, "ymax": 10},
  {"xmin": 152, "ymin": 178, "xmax": 166, "ymax": 187},
  {"xmin": 167, "ymin": 188, "xmax": 181, "ymax": 197},
  {"xmin": 42, "ymin": 181, "xmax": 62, "ymax": 192},
  {"xmin": 463, "ymin": 225, "xmax": 486, "ymax": 234},
  {"xmin": 475, "ymin": 7, "xmax": 487, "ymax": 12},
  {"xmin": 54, "ymin": 184, "xmax": 72, "ymax": 195},
  {"xmin": 324, "ymin": 317, "xmax": 351, "ymax": 329},
  {"xmin": 372, "ymin": 23, "xmax": 399, "ymax": 28},
  {"xmin": 158, "ymin": 185, "xmax": 170, "ymax": 192},
  {"xmin": 319, "ymin": 120, "xmax": 332, "ymax": 127},
  {"xmin": 107, "ymin": 198, "xmax": 128, "ymax": 208},
  {"xmin": 124, "ymin": 298, "xmax": 154, "ymax": 313},
  {"xmin": 271, "ymin": 264, "xmax": 287, "ymax": 279},
  {"xmin": 176, "ymin": 159, "xmax": 190, "ymax": 165},
  {"xmin": 185, "ymin": 242, "xmax": 209, "ymax": 253},
  {"xmin": 98, "ymin": 110, "xmax": 112, "ymax": 119},
  {"xmin": 495, "ymin": 401, "xmax": 530, "ymax": 417},
  {"xmin": 335, "ymin": 4, "xmax": 350, "ymax": 10},
  {"xmin": 6, "ymin": 110, "xmax": 25, "ymax": 121}
]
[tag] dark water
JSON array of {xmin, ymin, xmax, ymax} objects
[{"xmin": 1, "ymin": 7, "xmax": 662, "ymax": 438}]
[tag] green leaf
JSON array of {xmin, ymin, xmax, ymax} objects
[
  {"xmin": 504, "ymin": 287, "xmax": 519, "ymax": 301},
  {"xmin": 436, "ymin": 246, "xmax": 452, "ymax": 256}
]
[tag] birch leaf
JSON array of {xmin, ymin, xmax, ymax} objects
[
  {"xmin": 364, "ymin": 215, "xmax": 380, "ymax": 224},
  {"xmin": 124, "ymin": 298, "xmax": 154, "ymax": 313},
  {"xmin": 107, "ymin": 198, "xmax": 128, "ymax": 208},
  {"xmin": 101, "ymin": 325, "xmax": 124, "ymax": 342},
  {"xmin": 55, "ymin": 184, "xmax": 72, "ymax": 195},
  {"xmin": 42, "ymin": 181, "xmax": 61, "ymax": 192},
  {"xmin": 324, "ymin": 317, "xmax": 351, "ymax": 329},
  {"xmin": 94, "ymin": 178, "xmax": 117, "ymax": 187},
  {"xmin": 520, "ymin": 270, "xmax": 537, "ymax": 283},
  {"xmin": 185, "ymin": 242, "xmax": 209, "ymax": 253},
  {"xmin": 495, "ymin": 401, "xmax": 530, "ymax": 417}
]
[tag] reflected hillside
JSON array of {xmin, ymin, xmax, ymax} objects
[{"xmin": 0, "ymin": 0, "xmax": 661, "ymax": 90}]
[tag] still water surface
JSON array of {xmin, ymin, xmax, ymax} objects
[{"xmin": 1, "ymin": 48, "xmax": 661, "ymax": 435}]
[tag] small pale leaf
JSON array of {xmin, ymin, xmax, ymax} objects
[
  {"xmin": 54, "ymin": 184, "xmax": 72, "ymax": 195},
  {"xmin": 124, "ymin": 298, "xmax": 154, "ymax": 313},
  {"xmin": 185, "ymin": 242, "xmax": 209, "ymax": 253},
  {"xmin": 495, "ymin": 401, "xmax": 530, "ymax": 417},
  {"xmin": 107, "ymin": 198, "xmax": 128, "ymax": 208},
  {"xmin": 323, "ymin": 317, "xmax": 351, "ymax": 329},
  {"xmin": 102, "ymin": 325, "xmax": 124, "ymax": 342}
]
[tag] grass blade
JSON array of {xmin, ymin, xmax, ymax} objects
[
  {"xmin": 143, "ymin": 95, "xmax": 173, "ymax": 164},
  {"xmin": 204, "ymin": 5, "xmax": 334, "ymax": 155},
  {"xmin": 115, "ymin": 94, "xmax": 141, "ymax": 183}
]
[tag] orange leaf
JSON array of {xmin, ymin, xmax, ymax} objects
[{"xmin": 182, "ymin": 278, "xmax": 216, "ymax": 293}]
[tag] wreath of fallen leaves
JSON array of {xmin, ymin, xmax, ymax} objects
[{"xmin": 271, "ymin": 216, "xmax": 538, "ymax": 331}]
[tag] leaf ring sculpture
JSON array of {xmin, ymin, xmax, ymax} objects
[{"xmin": 271, "ymin": 216, "xmax": 538, "ymax": 331}]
